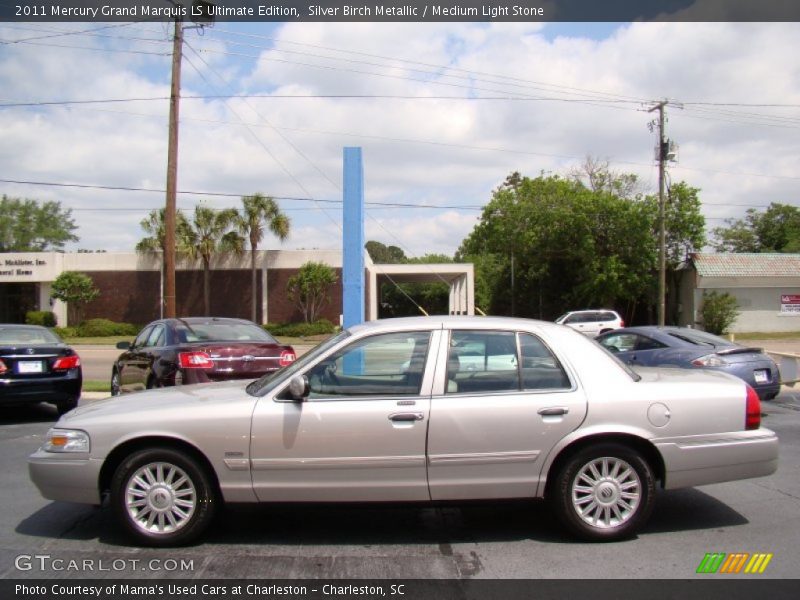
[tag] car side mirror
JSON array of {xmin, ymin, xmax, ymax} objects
[
  {"xmin": 288, "ymin": 375, "xmax": 310, "ymax": 401},
  {"xmin": 116, "ymin": 341, "xmax": 131, "ymax": 350}
]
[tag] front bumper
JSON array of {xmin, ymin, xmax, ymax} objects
[
  {"xmin": 28, "ymin": 449, "xmax": 103, "ymax": 505},
  {"xmin": 655, "ymin": 428, "xmax": 778, "ymax": 490}
]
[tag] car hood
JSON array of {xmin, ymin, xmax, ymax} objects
[{"xmin": 61, "ymin": 380, "xmax": 255, "ymax": 423}]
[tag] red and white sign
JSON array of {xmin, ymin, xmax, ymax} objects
[{"xmin": 780, "ymin": 294, "xmax": 800, "ymax": 313}]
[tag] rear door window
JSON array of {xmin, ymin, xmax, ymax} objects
[{"xmin": 447, "ymin": 330, "xmax": 570, "ymax": 394}]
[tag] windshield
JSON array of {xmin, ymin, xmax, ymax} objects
[
  {"xmin": 177, "ymin": 320, "xmax": 278, "ymax": 343},
  {"xmin": 246, "ymin": 330, "xmax": 350, "ymax": 397},
  {"xmin": 0, "ymin": 327, "xmax": 61, "ymax": 345}
]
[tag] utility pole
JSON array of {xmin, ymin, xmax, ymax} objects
[
  {"xmin": 164, "ymin": 16, "xmax": 182, "ymax": 319},
  {"xmin": 163, "ymin": 2, "xmax": 213, "ymax": 318},
  {"xmin": 649, "ymin": 100, "xmax": 668, "ymax": 327}
]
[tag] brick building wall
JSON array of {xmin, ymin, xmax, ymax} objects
[{"xmin": 82, "ymin": 268, "xmax": 343, "ymax": 325}]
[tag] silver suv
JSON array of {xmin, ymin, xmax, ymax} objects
[{"xmin": 556, "ymin": 309, "xmax": 624, "ymax": 337}]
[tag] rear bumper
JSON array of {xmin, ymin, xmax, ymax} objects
[
  {"xmin": 752, "ymin": 381, "xmax": 781, "ymax": 401},
  {"xmin": 28, "ymin": 449, "xmax": 102, "ymax": 505},
  {"xmin": 655, "ymin": 428, "xmax": 778, "ymax": 490},
  {"xmin": 0, "ymin": 373, "xmax": 81, "ymax": 406}
]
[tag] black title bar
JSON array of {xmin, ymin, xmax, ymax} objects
[{"xmin": 2, "ymin": 0, "xmax": 800, "ymax": 23}]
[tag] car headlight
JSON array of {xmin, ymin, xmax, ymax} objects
[
  {"xmin": 692, "ymin": 354, "xmax": 729, "ymax": 367},
  {"xmin": 42, "ymin": 429, "xmax": 90, "ymax": 453}
]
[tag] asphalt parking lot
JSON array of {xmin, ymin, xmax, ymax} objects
[{"xmin": 1, "ymin": 384, "xmax": 799, "ymax": 580}]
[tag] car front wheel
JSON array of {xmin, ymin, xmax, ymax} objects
[
  {"xmin": 110, "ymin": 448, "xmax": 217, "ymax": 547},
  {"xmin": 550, "ymin": 443, "xmax": 655, "ymax": 542}
]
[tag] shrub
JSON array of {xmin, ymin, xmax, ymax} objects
[
  {"xmin": 264, "ymin": 319, "xmax": 337, "ymax": 337},
  {"xmin": 75, "ymin": 319, "xmax": 139, "ymax": 337},
  {"xmin": 54, "ymin": 326, "xmax": 78, "ymax": 338},
  {"xmin": 25, "ymin": 310, "xmax": 57, "ymax": 327},
  {"xmin": 701, "ymin": 291, "xmax": 740, "ymax": 335}
]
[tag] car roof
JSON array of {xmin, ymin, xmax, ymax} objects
[{"xmin": 348, "ymin": 315, "xmax": 566, "ymax": 335}]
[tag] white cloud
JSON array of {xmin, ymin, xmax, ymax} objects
[{"xmin": 0, "ymin": 21, "xmax": 798, "ymax": 258}]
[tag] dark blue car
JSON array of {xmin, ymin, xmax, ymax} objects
[{"xmin": 596, "ymin": 326, "xmax": 781, "ymax": 401}]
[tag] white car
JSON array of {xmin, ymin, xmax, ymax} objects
[
  {"xmin": 29, "ymin": 316, "xmax": 777, "ymax": 546},
  {"xmin": 556, "ymin": 309, "xmax": 624, "ymax": 337}
]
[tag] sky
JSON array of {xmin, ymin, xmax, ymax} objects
[{"xmin": 0, "ymin": 18, "xmax": 799, "ymax": 260}]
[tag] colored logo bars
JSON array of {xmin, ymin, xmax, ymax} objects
[{"xmin": 697, "ymin": 553, "xmax": 773, "ymax": 574}]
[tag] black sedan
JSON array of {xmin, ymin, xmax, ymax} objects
[
  {"xmin": 111, "ymin": 317, "xmax": 296, "ymax": 395},
  {"xmin": 0, "ymin": 324, "xmax": 82, "ymax": 415},
  {"xmin": 596, "ymin": 326, "xmax": 781, "ymax": 401}
]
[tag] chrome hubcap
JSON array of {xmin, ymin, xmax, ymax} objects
[
  {"xmin": 125, "ymin": 462, "xmax": 196, "ymax": 535},
  {"xmin": 571, "ymin": 457, "xmax": 641, "ymax": 529}
]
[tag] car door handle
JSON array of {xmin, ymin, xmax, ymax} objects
[
  {"xmin": 389, "ymin": 412, "xmax": 425, "ymax": 422},
  {"xmin": 538, "ymin": 407, "xmax": 569, "ymax": 417}
]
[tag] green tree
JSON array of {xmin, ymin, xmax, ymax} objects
[
  {"xmin": 365, "ymin": 241, "xmax": 407, "ymax": 264},
  {"xmin": 379, "ymin": 254, "xmax": 455, "ymax": 318},
  {"xmin": 0, "ymin": 195, "xmax": 78, "ymax": 251},
  {"xmin": 458, "ymin": 174, "xmax": 656, "ymax": 319},
  {"xmin": 135, "ymin": 208, "xmax": 190, "ymax": 312},
  {"xmin": 287, "ymin": 261, "xmax": 338, "ymax": 323},
  {"xmin": 712, "ymin": 203, "xmax": 800, "ymax": 253},
  {"xmin": 234, "ymin": 194, "xmax": 290, "ymax": 323},
  {"xmin": 50, "ymin": 271, "xmax": 99, "ymax": 325},
  {"xmin": 701, "ymin": 291, "xmax": 740, "ymax": 335},
  {"xmin": 182, "ymin": 205, "xmax": 244, "ymax": 316},
  {"xmin": 643, "ymin": 182, "xmax": 706, "ymax": 323}
]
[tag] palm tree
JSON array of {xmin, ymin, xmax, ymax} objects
[
  {"xmin": 234, "ymin": 194, "xmax": 290, "ymax": 322},
  {"xmin": 136, "ymin": 208, "xmax": 190, "ymax": 316},
  {"xmin": 183, "ymin": 205, "xmax": 244, "ymax": 316}
]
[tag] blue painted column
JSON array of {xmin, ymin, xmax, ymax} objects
[{"xmin": 342, "ymin": 147, "xmax": 365, "ymax": 328}]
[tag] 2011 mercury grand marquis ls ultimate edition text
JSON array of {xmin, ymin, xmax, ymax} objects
[{"xmin": 29, "ymin": 316, "xmax": 778, "ymax": 546}]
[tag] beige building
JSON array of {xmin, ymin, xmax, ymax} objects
[
  {"xmin": 0, "ymin": 250, "xmax": 473, "ymax": 326},
  {"xmin": 678, "ymin": 253, "xmax": 800, "ymax": 333}
]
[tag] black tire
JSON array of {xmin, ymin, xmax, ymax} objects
[
  {"xmin": 55, "ymin": 396, "xmax": 79, "ymax": 416},
  {"xmin": 110, "ymin": 447, "xmax": 218, "ymax": 547},
  {"xmin": 110, "ymin": 370, "xmax": 121, "ymax": 396},
  {"xmin": 549, "ymin": 443, "xmax": 655, "ymax": 542}
]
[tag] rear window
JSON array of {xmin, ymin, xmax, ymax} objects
[
  {"xmin": 0, "ymin": 327, "xmax": 60, "ymax": 344},
  {"xmin": 667, "ymin": 329, "xmax": 728, "ymax": 347},
  {"xmin": 176, "ymin": 321, "xmax": 278, "ymax": 343}
]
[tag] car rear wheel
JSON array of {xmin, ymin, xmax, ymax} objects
[
  {"xmin": 550, "ymin": 443, "xmax": 655, "ymax": 541},
  {"xmin": 110, "ymin": 447, "xmax": 217, "ymax": 547}
]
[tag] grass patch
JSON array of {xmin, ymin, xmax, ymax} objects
[
  {"xmin": 83, "ymin": 380, "xmax": 110, "ymax": 392},
  {"xmin": 64, "ymin": 336, "xmax": 131, "ymax": 345},
  {"xmin": 733, "ymin": 332, "xmax": 800, "ymax": 341}
]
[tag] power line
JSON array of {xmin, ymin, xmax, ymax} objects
[{"xmin": 0, "ymin": 177, "xmax": 484, "ymax": 210}]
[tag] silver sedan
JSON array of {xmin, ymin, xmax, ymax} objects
[{"xmin": 29, "ymin": 316, "xmax": 778, "ymax": 546}]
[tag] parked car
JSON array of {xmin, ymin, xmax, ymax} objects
[
  {"xmin": 595, "ymin": 326, "xmax": 781, "ymax": 401},
  {"xmin": 30, "ymin": 316, "xmax": 777, "ymax": 546},
  {"xmin": 555, "ymin": 309, "xmax": 624, "ymax": 337},
  {"xmin": 111, "ymin": 317, "xmax": 296, "ymax": 395},
  {"xmin": 0, "ymin": 324, "xmax": 81, "ymax": 415}
]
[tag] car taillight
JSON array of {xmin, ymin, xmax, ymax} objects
[
  {"xmin": 279, "ymin": 350, "xmax": 296, "ymax": 367},
  {"xmin": 178, "ymin": 351, "xmax": 214, "ymax": 369},
  {"xmin": 0, "ymin": 359, "xmax": 6, "ymax": 374},
  {"xmin": 52, "ymin": 355, "xmax": 81, "ymax": 370},
  {"xmin": 745, "ymin": 385, "xmax": 761, "ymax": 430},
  {"xmin": 619, "ymin": 320, "xmax": 625, "ymax": 327}
]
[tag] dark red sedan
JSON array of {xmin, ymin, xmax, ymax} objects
[{"xmin": 111, "ymin": 318, "xmax": 296, "ymax": 395}]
